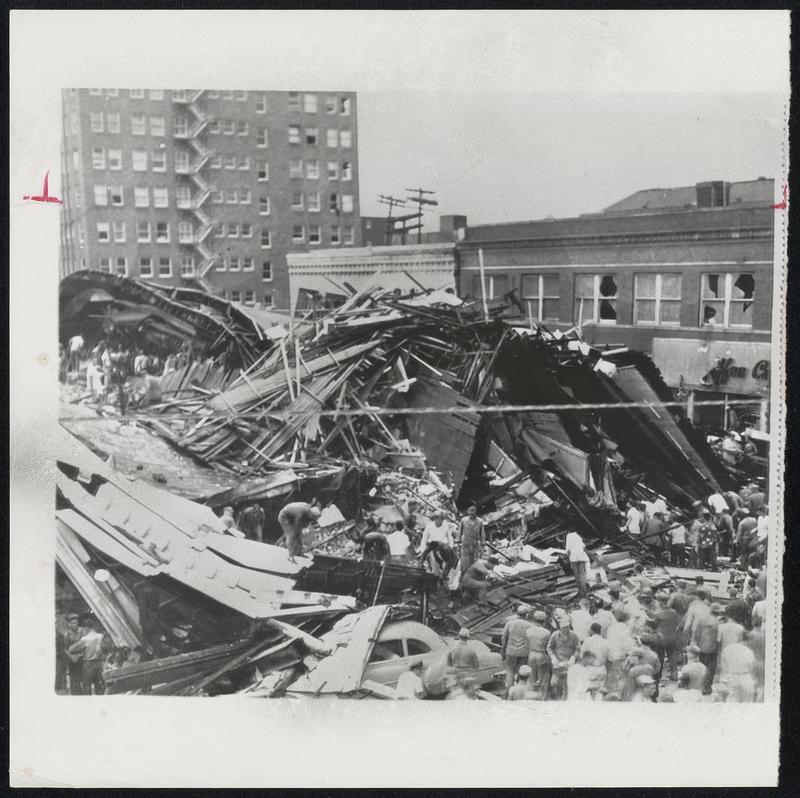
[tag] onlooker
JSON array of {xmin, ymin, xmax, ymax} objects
[
  {"xmin": 694, "ymin": 602, "xmax": 723, "ymax": 695},
  {"xmin": 501, "ymin": 605, "xmax": 532, "ymax": 696},
  {"xmin": 67, "ymin": 617, "xmax": 106, "ymax": 695},
  {"xmin": 605, "ymin": 608, "xmax": 635, "ymax": 698},
  {"xmin": 547, "ymin": 618, "xmax": 580, "ymax": 700},
  {"xmin": 446, "ymin": 628, "xmax": 480, "ymax": 681},
  {"xmin": 668, "ymin": 517, "xmax": 689, "ymax": 567},
  {"xmin": 396, "ymin": 660, "xmax": 426, "ymax": 700},
  {"xmin": 507, "ymin": 665, "xmax": 539, "ymax": 701},
  {"xmin": 679, "ymin": 644, "xmax": 707, "ymax": 692},
  {"xmin": 525, "ymin": 610, "xmax": 553, "ymax": 695},
  {"xmin": 631, "ymin": 673, "xmax": 657, "ymax": 703},
  {"xmin": 61, "ymin": 613, "xmax": 84, "ymax": 695},
  {"xmin": 719, "ymin": 642, "xmax": 756, "ymax": 703}
]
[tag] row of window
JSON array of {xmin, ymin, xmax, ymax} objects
[
  {"xmin": 287, "ymin": 93, "xmax": 351, "ymax": 116},
  {"xmin": 77, "ymin": 89, "xmax": 352, "ymax": 118},
  {"xmin": 80, "ymin": 218, "xmax": 356, "ymax": 248},
  {"xmin": 94, "ymin": 254, "xmax": 276, "ymax": 297},
  {"xmin": 223, "ymin": 290, "xmax": 273, "ymax": 307},
  {"xmin": 84, "ymin": 114, "xmax": 353, "ymax": 141},
  {"xmin": 287, "ymin": 126, "xmax": 352, "ymax": 148},
  {"xmin": 474, "ymin": 271, "xmax": 756, "ymax": 329},
  {"xmin": 290, "ymin": 159, "xmax": 353, "ymax": 180},
  {"xmin": 83, "ymin": 148, "xmax": 355, "ymax": 184}
]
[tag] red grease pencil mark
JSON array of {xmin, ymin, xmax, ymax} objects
[
  {"xmin": 22, "ymin": 171, "xmax": 63, "ymax": 205},
  {"xmin": 772, "ymin": 184, "xmax": 788, "ymax": 210}
]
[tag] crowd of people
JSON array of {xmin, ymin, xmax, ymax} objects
[
  {"xmin": 55, "ymin": 610, "xmax": 142, "ymax": 696},
  {"xmin": 621, "ymin": 483, "xmax": 769, "ymax": 570},
  {"xmin": 60, "ymin": 332, "xmax": 207, "ymax": 413}
]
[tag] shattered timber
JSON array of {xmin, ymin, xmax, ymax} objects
[{"xmin": 56, "ymin": 270, "xmax": 765, "ymax": 700}]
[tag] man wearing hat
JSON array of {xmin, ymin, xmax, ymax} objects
[
  {"xmin": 679, "ymin": 644, "xmax": 708, "ymax": 691},
  {"xmin": 631, "ymin": 673, "xmax": 657, "ymax": 703},
  {"xmin": 507, "ymin": 664, "xmax": 538, "ymax": 701},
  {"xmin": 621, "ymin": 647, "xmax": 654, "ymax": 702},
  {"xmin": 501, "ymin": 605, "xmax": 533, "ymax": 697},
  {"xmin": 716, "ymin": 603, "xmax": 745, "ymax": 653},
  {"xmin": 546, "ymin": 618, "xmax": 580, "ymax": 700},
  {"xmin": 694, "ymin": 602, "xmax": 723, "ymax": 694},
  {"xmin": 525, "ymin": 610, "xmax": 553, "ymax": 696},
  {"xmin": 396, "ymin": 659, "xmax": 426, "ymax": 700},
  {"xmin": 447, "ymin": 628, "xmax": 480, "ymax": 677},
  {"xmin": 735, "ymin": 509, "xmax": 757, "ymax": 568}
]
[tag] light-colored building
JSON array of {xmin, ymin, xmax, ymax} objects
[
  {"xmin": 59, "ymin": 88, "xmax": 361, "ymax": 311},
  {"xmin": 287, "ymin": 243, "xmax": 457, "ymax": 314}
]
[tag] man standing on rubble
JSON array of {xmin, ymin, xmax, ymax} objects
[
  {"xmin": 624, "ymin": 500, "xmax": 645, "ymax": 538},
  {"xmin": 667, "ymin": 515, "xmax": 689, "ymax": 567},
  {"xmin": 418, "ymin": 512, "xmax": 456, "ymax": 583},
  {"xmin": 67, "ymin": 332, "xmax": 84, "ymax": 375},
  {"xmin": 277, "ymin": 499, "xmax": 321, "ymax": 562},
  {"xmin": 696, "ymin": 510, "xmax": 718, "ymax": 570},
  {"xmin": 61, "ymin": 613, "xmax": 85, "ymax": 695},
  {"xmin": 500, "ymin": 605, "xmax": 532, "ymax": 697},
  {"xmin": 564, "ymin": 529, "xmax": 590, "ymax": 596},
  {"xmin": 458, "ymin": 506, "xmax": 485, "ymax": 577},
  {"xmin": 67, "ymin": 616, "xmax": 107, "ymax": 695},
  {"xmin": 238, "ymin": 503, "xmax": 266, "ymax": 543}
]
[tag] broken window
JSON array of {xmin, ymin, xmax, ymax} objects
[
  {"xmin": 575, "ymin": 274, "xmax": 617, "ymax": 323},
  {"xmin": 701, "ymin": 272, "xmax": 754, "ymax": 328}
]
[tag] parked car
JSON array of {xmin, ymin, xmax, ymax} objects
[{"xmin": 363, "ymin": 619, "xmax": 504, "ymax": 696}]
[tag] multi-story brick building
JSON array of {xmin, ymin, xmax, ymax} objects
[{"xmin": 59, "ymin": 88, "xmax": 361, "ymax": 310}]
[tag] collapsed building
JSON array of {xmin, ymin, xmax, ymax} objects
[{"xmin": 57, "ymin": 270, "xmax": 743, "ymax": 697}]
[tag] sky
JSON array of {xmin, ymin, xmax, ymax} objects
[{"xmin": 357, "ymin": 89, "xmax": 787, "ymax": 225}]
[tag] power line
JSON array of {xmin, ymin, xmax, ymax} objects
[{"xmin": 59, "ymin": 396, "xmax": 766, "ymax": 424}]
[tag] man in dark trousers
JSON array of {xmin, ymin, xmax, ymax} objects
[{"xmin": 67, "ymin": 616, "xmax": 107, "ymax": 695}]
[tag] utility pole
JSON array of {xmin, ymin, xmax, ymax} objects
[
  {"xmin": 405, "ymin": 188, "xmax": 438, "ymax": 244},
  {"xmin": 378, "ymin": 195, "xmax": 407, "ymax": 245}
]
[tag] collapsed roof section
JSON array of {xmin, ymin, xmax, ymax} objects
[{"xmin": 60, "ymin": 269, "xmax": 277, "ymax": 369}]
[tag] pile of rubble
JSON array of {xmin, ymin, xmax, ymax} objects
[{"xmin": 57, "ymin": 272, "xmax": 753, "ymax": 699}]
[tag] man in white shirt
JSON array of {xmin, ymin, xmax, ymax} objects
[
  {"xmin": 396, "ymin": 661, "xmax": 426, "ymax": 699},
  {"xmin": 708, "ymin": 491, "xmax": 729, "ymax": 516},
  {"xmin": 625, "ymin": 502, "xmax": 644, "ymax": 537},
  {"xmin": 67, "ymin": 333, "xmax": 84, "ymax": 373},
  {"xmin": 418, "ymin": 513, "xmax": 456, "ymax": 580},
  {"xmin": 385, "ymin": 521, "xmax": 413, "ymax": 564},
  {"xmin": 564, "ymin": 530, "xmax": 590, "ymax": 596}
]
